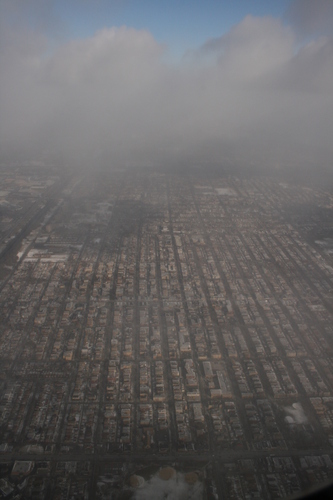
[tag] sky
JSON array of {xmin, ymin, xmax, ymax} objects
[{"xmin": 0, "ymin": 0, "xmax": 333, "ymax": 170}]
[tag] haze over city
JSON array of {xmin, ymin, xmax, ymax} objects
[
  {"xmin": 1, "ymin": 2, "xmax": 333, "ymax": 500},
  {"xmin": 1, "ymin": 0, "xmax": 333, "ymax": 170}
]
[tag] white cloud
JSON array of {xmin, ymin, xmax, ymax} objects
[
  {"xmin": 198, "ymin": 16, "xmax": 295, "ymax": 81},
  {"xmin": 134, "ymin": 474, "xmax": 203, "ymax": 500},
  {"xmin": 0, "ymin": 12, "xmax": 332, "ymax": 170}
]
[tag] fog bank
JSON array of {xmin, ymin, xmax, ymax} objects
[{"xmin": 1, "ymin": 3, "xmax": 332, "ymax": 170}]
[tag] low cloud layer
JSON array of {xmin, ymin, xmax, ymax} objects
[
  {"xmin": 134, "ymin": 473, "xmax": 203, "ymax": 500},
  {"xmin": 286, "ymin": 0, "xmax": 333, "ymax": 38},
  {"xmin": 1, "ymin": 5, "xmax": 332, "ymax": 170}
]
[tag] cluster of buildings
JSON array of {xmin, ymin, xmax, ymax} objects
[{"xmin": 0, "ymin": 166, "xmax": 333, "ymax": 497}]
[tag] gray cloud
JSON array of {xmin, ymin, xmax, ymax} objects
[
  {"xmin": 286, "ymin": 0, "xmax": 333, "ymax": 38},
  {"xmin": 134, "ymin": 473, "xmax": 203, "ymax": 500},
  {"xmin": 0, "ymin": 11, "xmax": 332, "ymax": 170}
]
